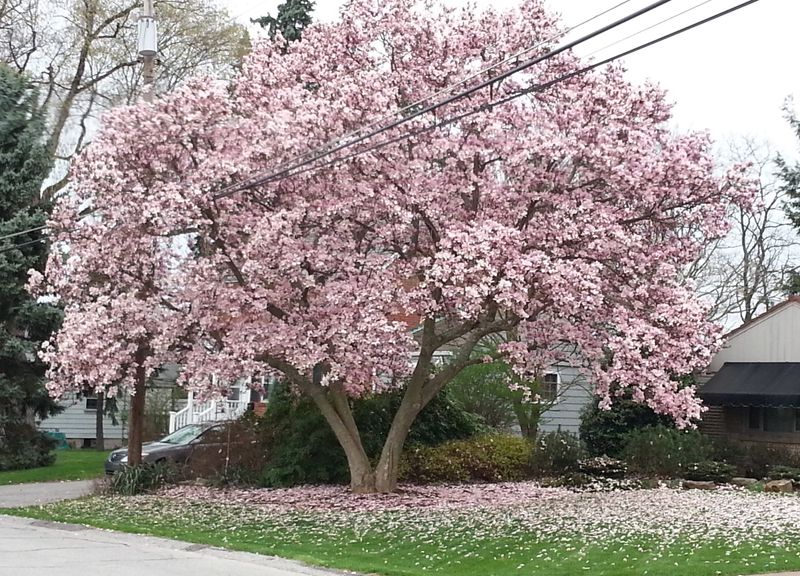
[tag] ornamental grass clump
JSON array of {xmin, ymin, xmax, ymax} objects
[
  {"xmin": 110, "ymin": 461, "xmax": 177, "ymax": 495},
  {"xmin": 530, "ymin": 431, "xmax": 585, "ymax": 476}
]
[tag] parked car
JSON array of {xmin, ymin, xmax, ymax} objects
[{"xmin": 105, "ymin": 421, "xmax": 244, "ymax": 475}]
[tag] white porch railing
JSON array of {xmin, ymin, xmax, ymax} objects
[{"xmin": 168, "ymin": 377, "xmax": 253, "ymax": 433}]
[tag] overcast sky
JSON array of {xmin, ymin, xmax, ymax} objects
[{"xmin": 222, "ymin": 0, "xmax": 799, "ymax": 161}]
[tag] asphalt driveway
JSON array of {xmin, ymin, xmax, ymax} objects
[{"xmin": 0, "ymin": 479, "xmax": 94, "ymax": 508}]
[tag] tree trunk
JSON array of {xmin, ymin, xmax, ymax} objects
[
  {"xmin": 374, "ymin": 375, "xmax": 431, "ymax": 493},
  {"xmin": 95, "ymin": 392, "xmax": 105, "ymax": 451},
  {"xmin": 306, "ymin": 388, "xmax": 376, "ymax": 493},
  {"xmin": 127, "ymin": 360, "xmax": 147, "ymax": 466}
]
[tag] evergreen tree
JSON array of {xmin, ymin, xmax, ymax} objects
[
  {"xmin": 0, "ymin": 64, "xmax": 62, "ymax": 469},
  {"xmin": 779, "ymin": 104, "xmax": 800, "ymax": 229},
  {"xmin": 253, "ymin": 0, "xmax": 314, "ymax": 49}
]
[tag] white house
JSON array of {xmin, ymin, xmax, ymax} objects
[{"xmin": 38, "ymin": 364, "xmax": 254, "ymax": 447}]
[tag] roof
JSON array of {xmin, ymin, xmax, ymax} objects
[
  {"xmin": 724, "ymin": 296, "xmax": 800, "ymax": 340},
  {"xmin": 700, "ymin": 362, "xmax": 800, "ymax": 407}
]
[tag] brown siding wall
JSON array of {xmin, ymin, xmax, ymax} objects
[
  {"xmin": 699, "ymin": 406, "xmax": 726, "ymax": 438},
  {"xmin": 718, "ymin": 407, "xmax": 800, "ymax": 453}
]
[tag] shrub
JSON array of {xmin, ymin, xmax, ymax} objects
[
  {"xmin": 530, "ymin": 430, "xmax": 585, "ymax": 476},
  {"xmin": 580, "ymin": 399, "xmax": 673, "ymax": 457},
  {"xmin": 447, "ymin": 362, "xmax": 518, "ymax": 431},
  {"xmin": 0, "ymin": 422, "xmax": 56, "ymax": 471},
  {"xmin": 550, "ymin": 472, "xmax": 593, "ymax": 488},
  {"xmin": 621, "ymin": 425, "xmax": 713, "ymax": 477},
  {"xmin": 402, "ymin": 434, "xmax": 532, "ymax": 483},
  {"xmin": 683, "ymin": 461, "xmax": 736, "ymax": 483},
  {"xmin": 578, "ymin": 456, "xmax": 627, "ymax": 478},
  {"xmin": 110, "ymin": 461, "xmax": 176, "ymax": 495},
  {"xmin": 256, "ymin": 383, "xmax": 481, "ymax": 487},
  {"xmin": 710, "ymin": 438, "xmax": 800, "ymax": 479},
  {"xmin": 183, "ymin": 419, "xmax": 265, "ymax": 483},
  {"xmin": 767, "ymin": 465, "xmax": 800, "ymax": 482}
]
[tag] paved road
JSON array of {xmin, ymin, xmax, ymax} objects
[
  {"xmin": 0, "ymin": 480, "xmax": 94, "ymax": 508},
  {"xmin": 0, "ymin": 514, "xmax": 349, "ymax": 576}
]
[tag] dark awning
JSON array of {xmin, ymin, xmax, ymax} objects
[{"xmin": 700, "ymin": 363, "xmax": 800, "ymax": 407}]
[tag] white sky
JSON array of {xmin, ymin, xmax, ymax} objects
[{"xmin": 222, "ymin": 0, "xmax": 800, "ymax": 160}]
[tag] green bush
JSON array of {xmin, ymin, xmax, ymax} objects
[
  {"xmin": 549, "ymin": 472, "xmax": 594, "ymax": 488},
  {"xmin": 402, "ymin": 434, "xmax": 532, "ymax": 483},
  {"xmin": 578, "ymin": 456, "xmax": 627, "ymax": 478},
  {"xmin": 530, "ymin": 430, "xmax": 585, "ymax": 476},
  {"xmin": 110, "ymin": 461, "xmax": 176, "ymax": 495},
  {"xmin": 767, "ymin": 465, "xmax": 800, "ymax": 482},
  {"xmin": 683, "ymin": 461, "xmax": 736, "ymax": 483},
  {"xmin": 0, "ymin": 422, "xmax": 56, "ymax": 471},
  {"xmin": 446, "ymin": 362, "xmax": 518, "ymax": 431},
  {"xmin": 580, "ymin": 399, "xmax": 673, "ymax": 457},
  {"xmin": 711, "ymin": 439, "xmax": 800, "ymax": 479},
  {"xmin": 622, "ymin": 425, "xmax": 713, "ymax": 477},
  {"xmin": 256, "ymin": 383, "xmax": 481, "ymax": 487}
]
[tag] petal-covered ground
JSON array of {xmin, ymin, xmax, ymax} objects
[{"xmin": 13, "ymin": 482, "xmax": 800, "ymax": 576}]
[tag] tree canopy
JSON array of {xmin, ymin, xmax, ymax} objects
[
  {"xmin": 0, "ymin": 64, "xmax": 61, "ymax": 435},
  {"xmin": 253, "ymin": 0, "xmax": 314, "ymax": 46},
  {"xmin": 36, "ymin": 0, "xmax": 753, "ymax": 492},
  {"xmin": 780, "ymin": 105, "xmax": 800, "ymax": 230}
]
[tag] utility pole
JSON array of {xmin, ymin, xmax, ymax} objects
[
  {"xmin": 127, "ymin": 1, "xmax": 158, "ymax": 466},
  {"xmin": 137, "ymin": 0, "xmax": 158, "ymax": 103}
]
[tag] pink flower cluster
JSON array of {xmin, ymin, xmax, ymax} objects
[{"xmin": 36, "ymin": 0, "xmax": 754, "ymax": 425}]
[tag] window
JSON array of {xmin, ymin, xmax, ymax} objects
[
  {"xmin": 540, "ymin": 373, "xmax": 558, "ymax": 401},
  {"xmin": 85, "ymin": 396, "xmax": 98, "ymax": 410},
  {"xmin": 748, "ymin": 407, "xmax": 761, "ymax": 430},
  {"xmin": 764, "ymin": 408, "xmax": 798, "ymax": 433},
  {"xmin": 747, "ymin": 407, "xmax": 800, "ymax": 433}
]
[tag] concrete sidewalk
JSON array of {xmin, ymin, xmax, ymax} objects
[
  {"xmin": 0, "ymin": 479, "xmax": 94, "ymax": 508},
  {"xmin": 0, "ymin": 514, "xmax": 349, "ymax": 576}
]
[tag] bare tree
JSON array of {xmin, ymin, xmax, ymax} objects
[
  {"xmin": 688, "ymin": 138, "xmax": 797, "ymax": 325},
  {"xmin": 0, "ymin": 0, "xmax": 249, "ymax": 201}
]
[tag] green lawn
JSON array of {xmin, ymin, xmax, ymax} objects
[
  {"xmin": 0, "ymin": 450, "xmax": 109, "ymax": 485},
  {"xmin": 7, "ymin": 487, "xmax": 800, "ymax": 576}
]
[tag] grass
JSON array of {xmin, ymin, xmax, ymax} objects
[
  {"xmin": 0, "ymin": 450, "xmax": 109, "ymax": 485},
  {"xmin": 7, "ymin": 488, "xmax": 800, "ymax": 576}
]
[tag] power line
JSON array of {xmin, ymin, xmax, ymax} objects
[
  {"xmin": 0, "ymin": 0, "xmax": 637, "ymax": 245},
  {"xmin": 0, "ymin": 206, "xmax": 95, "ymax": 245},
  {"xmin": 212, "ymin": 0, "xmax": 639, "ymax": 200},
  {"xmin": 0, "ymin": 0, "xmax": 761, "ymax": 250},
  {"xmin": 227, "ymin": 0, "xmax": 763, "ymax": 187},
  {"xmin": 213, "ymin": 0, "xmax": 675, "ymax": 199},
  {"xmin": 0, "ymin": 237, "xmax": 48, "ymax": 256},
  {"xmin": 0, "ymin": 224, "xmax": 47, "ymax": 241},
  {"xmin": 587, "ymin": 0, "xmax": 716, "ymax": 58}
]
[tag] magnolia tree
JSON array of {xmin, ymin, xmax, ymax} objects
[{"xmin": 35, "ymin": 0, "xmax": 752, "ymax": 492}]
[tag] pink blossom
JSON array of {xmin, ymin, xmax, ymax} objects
[{"xmin": 36, "ymin": 0, "xmax": 754, "ymax": 425}]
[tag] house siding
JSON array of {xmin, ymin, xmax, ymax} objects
[
  {"xmin": 718, "ymin": 406, "xmax": 800, "ymax": 453},
  {"xmin": 698, "ymin": 406, "xmax": 726, "ymax": 438},
  {"xmin": 709, "ymin": 302, "xmax": 800, "ymax": 371},
  {"xmin": 37, "ymin": 363, "xmax": 181, "ymax": 446},
  {"xmin": 39, "ymin": 394, "xmax": 127, "ymax": 446},
  {"xmin": 539, "ymin": 365, "xmax": 594, "ymax": 436}
]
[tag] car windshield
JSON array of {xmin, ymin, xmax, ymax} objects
[{"xmin": 158, "ymin": 424, "xmax": 206, "ymax": 445}]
